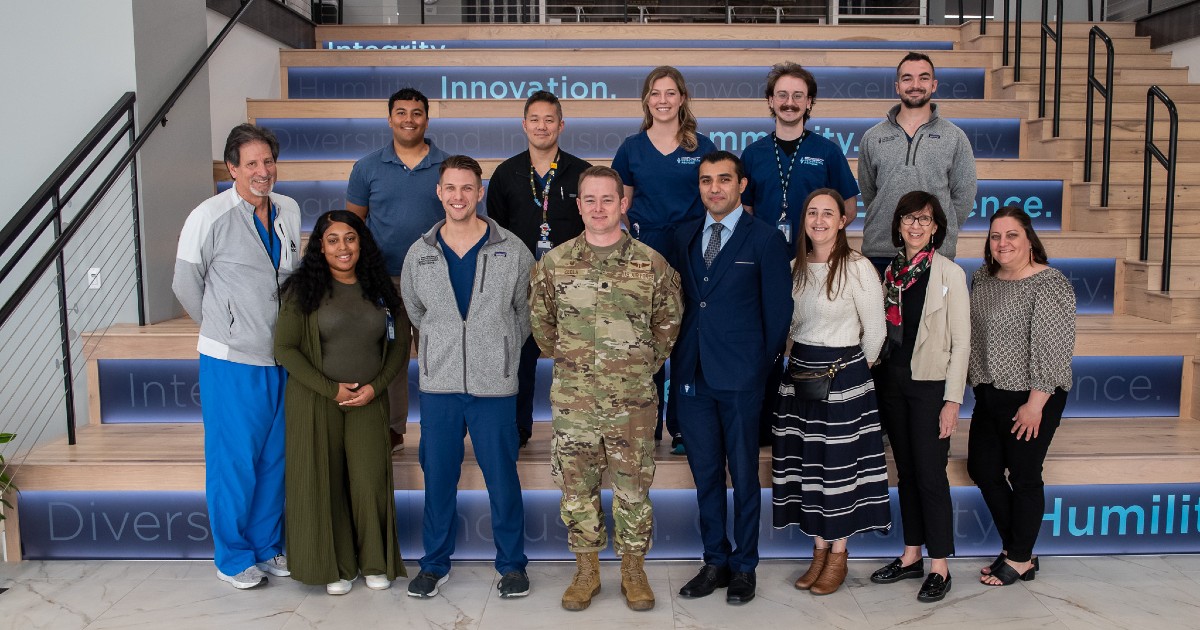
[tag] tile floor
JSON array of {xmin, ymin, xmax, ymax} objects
[{"xmin": 3, "ymin": 555, "xmax": 1200, "ymax": 629}]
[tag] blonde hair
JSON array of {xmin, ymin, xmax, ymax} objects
[{"xmin": 639, "ymin": 66, "xmax": 699, "ymax": 152}]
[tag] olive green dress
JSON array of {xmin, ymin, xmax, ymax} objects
[{"xmin": 275, "ymin": 281, "xmax": 407, "ymax": 584}]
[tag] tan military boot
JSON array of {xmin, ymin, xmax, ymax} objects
[
  {"xmin": 561, "ymin": 552, "xmax": 601, "ymax": 611},
  {"xmin": 620, "ymin": 554, "xmax": 655, "ymax": 611}
]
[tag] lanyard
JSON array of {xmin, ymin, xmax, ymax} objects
[
  {"xmin": 772, "ymin": 131, "xmax": 805, "ymax": 222},
  {"xmin": 529, "ymin": 152, "xmax": 560, "ymax": 229}
]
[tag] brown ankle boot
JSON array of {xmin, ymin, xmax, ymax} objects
[
  {"xmin": 619, "ymin": 554, "xmax": 655, "ymax": 611},
  {"xmin": 794, "ymin": 546, "xmax": 829, "ymax": 590},
  {"xmin": 810, "ymin": 550, "xmax": 848, "ymax": 595},
  {"xmin": 561, "ymin": 552, "xmax": 601, "ymax": 611}
]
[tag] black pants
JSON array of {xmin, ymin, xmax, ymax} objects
[
  {"xmin": 967, "ymin": 383, "xmax": 1068, "ymax": 563},
  {"xmin": 654, "ymin": 366, "xmax": 679, "ymax": 443},
  {"xmin": 515, "ymin": 335, "xmax": 541, "ymax": 441},
  {"xmin": 875, "ymin": 365, "xmax": 955, "ymax": 559}
]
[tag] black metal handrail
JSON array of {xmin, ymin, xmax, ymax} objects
[
  {"xmin": 1038, "ymin": 0, "xmax": 1063, "ymax": 136},
  {"xmin": 1139, "ymin": 86, "xmax": 1180, "ymax": 291},
  {"xmin": 1084, "ymin": 25, "xmax": 1115, "ymax": 207},
  {"xmin": 0, "ymin": 0, "xmax": 258, "ymax": 445}
]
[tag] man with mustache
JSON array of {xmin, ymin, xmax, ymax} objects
[
  {"xmin": 740, "ymin": 62, "xmax": 862, "ymax": 445},
  {"xmin": 858, "ymin": 52, "xmax": 977, "ymax": 276},
  {"xmin": 173, "ymin": 124, "xmax": 301, "ymax": 589},
  {"xmin": 347, "ymin": 88, "xmax": 448, "ymax": 454}
]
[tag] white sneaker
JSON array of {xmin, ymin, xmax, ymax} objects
[
  {"xmin": 217, "ymin": 566, "xmax": 266, "ymax": 589},
  {"xmin": 327, "ymin": 578, "xmax": 354, "ymax": 595},
  {"xmin": 365, "ymin": 574, "xmax": 392, "ymax": 590},
  {"xmin": 256, "ymin": 554, "xmax": 290, "ymax": 577}
]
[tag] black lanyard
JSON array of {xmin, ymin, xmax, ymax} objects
[{"xmin": 773, "ymin": 131, "xmax": 807, "ymax": 222}]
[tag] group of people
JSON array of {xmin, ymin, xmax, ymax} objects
[{"xmin": 172, "ymin": 51, "xmax": 1076, "ymax": 610}]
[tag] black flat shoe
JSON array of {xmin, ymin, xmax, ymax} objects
[
  {"xmin": 870, "ymin": 558, "xmax": 925, "ymax": 584},
  {"xmin": 726, "ymin": 572, "xmax": 756, "ymax": 605},
  {"xmin": 983, "ymin": 562, "xmax": 1035, "ymax": 586},
  {"xmin": 678, "ymin": 564, "xmax": 730, "ymax": 598},
  {"xmin": 917, "ymin": 573, "xmax": 951, "ymax": 603}
]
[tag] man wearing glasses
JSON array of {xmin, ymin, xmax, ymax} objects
[
  {"xmin": 858, "ymin": 52, "xmax": 978, "ymax": 276},
  {"xmin": 739, "ymin": 62, "xmax": 860, "ymax": 445}
]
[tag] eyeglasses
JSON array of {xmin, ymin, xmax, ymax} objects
[
  {"xmin": 901, "ymin": 215, "xmax": 934, "ymax": 226},
  {"xmin": 772, "ymin": 91, "xmax": 809, "ymax": 102}
]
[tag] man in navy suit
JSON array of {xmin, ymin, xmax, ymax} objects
[{"xmin": 672, "ymin": 151, "xmax": 793, "ymax": 604}]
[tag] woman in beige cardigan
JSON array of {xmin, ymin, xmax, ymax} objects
[{"xmin": 868, "ymin": 191, "xmax": 970, "ymax": 603}]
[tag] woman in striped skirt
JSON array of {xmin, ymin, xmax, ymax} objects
[{"xmin": 773, "ymin": 188, "xmax": 890, "ymax": 595}]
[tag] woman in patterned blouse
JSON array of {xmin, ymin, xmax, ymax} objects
[{"xmin": 966, "ymin": 206, "xmax": 1076, "ymax": 587}]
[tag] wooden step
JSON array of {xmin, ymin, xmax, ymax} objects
[
  {"xmin": 1072, "ymin": 204, "xmax": 1200, "ymax": 235},
  {"xmin": 1080, "ymin": 183, "xmax": 1198, "ymax": 207},
  {"xmin": 1127, "ymin": 260, "xmax": 1200, "ymax": 293},
  {"xmin": 963, "ymin": 21, "xmax": 1139, "ymax": 40},
  {"xmin": 247, "ymin": 97, "xmax": 1038, "ymax": 120},
  {"xmin": 1029, "ymin": 118, "xmax": 1200, "ymax": 142},
  {"xmin": 992, "ymin": 67, "xmax": 1191, "ymax": 92},
  {"xmin": 14, "ymin": 416, "xmax": 1200, "ymax": 494},
  {"xmin": 1027, "ymin": 138, "xmax": 1200, "ymax": 160},
  {"xmin": 214, "ymin": 158, "xmax": 1083, "ymax": 182},
  {"xmin": 278, "ymin": 48, "xmax": 1002, "ymax": 70},
  {"xmin": 316, "ymin": 23, "xmax": 968, "ymax": 44},
  {"xmin": 965, "ymin": 33, "xmax": 1154, "ymax": 54},
  {"xmin": 1126, "ymin": 289, "xmax": 1200, "ymax": 324},
  {"xmin": 1003, "ymin": 82, "xmax": 1200, "ymax": 103}
]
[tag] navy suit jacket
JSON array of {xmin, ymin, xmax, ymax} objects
[{"xmin": 670, "ymin": 211, "xmax": 794, "ymax": 393}]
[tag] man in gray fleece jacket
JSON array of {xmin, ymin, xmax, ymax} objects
[
  {"xmin": 399, "ymin": 155, "xmax": 535, "ymax": 601},
  {"xmin": 858, "ymin": 52, "xmax": 977, "ymax": 272}
]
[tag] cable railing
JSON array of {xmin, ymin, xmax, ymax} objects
[
  {"xmin": 1139, "ymin": 86, "xmax": 1180, "ymax": 292},
  {"xmin": 0, "ymin": 0, "xmax": 260, "ymax": 495},
  {"xmin": 435, "ymin": 0, "xmax": 928, "ymax": 24},
  {"xmin": 1084, "ymin": 25, "xmax": 1115, "ymax": 207},
  {"xmin": 1038, "ymin": 0, "xmax": 1063, "ymax": 137}
]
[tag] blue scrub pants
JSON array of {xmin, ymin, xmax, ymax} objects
[
  {"xmin": 199, "ymin": 354, "xmax": 287, "ymax": 576},
  {"xmin": 417, "ymin": 392, "xmax": 527, "ymax": 576}
]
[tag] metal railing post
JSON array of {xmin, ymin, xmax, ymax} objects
[
  {"xmin": 1014, "ymin": 0, "xmax": 1023, "ymax": 82},
  {"xmin": 128, "ymin": 107, "xmax": 146, "ymax": 326},
  {"xmin": 1084, "ymin": 26, "xmax": 1114, "ymax": 207},
  {"xmin": 1038, "ymin": 0, "xmax": 1063, "ymax": 136},
  {"xmin": 50, "ymin": 194, "xmax": 77, "ymax": 446},
  {"xmin": 1140, "ymin": 86, "xmax": 1180, "ymax": 291}
]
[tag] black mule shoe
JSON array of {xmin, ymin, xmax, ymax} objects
[
  {"xmin": 917, "ymin": 573, "xmax": 951, "ymax": 602},
  {"xmin": 983, "ymin": 562, "xmax": 1035, "ymax": 586},
  {"xmin": 982, "ymin": 552, "xmax": 1006, "ymax": 576},
  {"xmin": 870, "ymin": 558, "xmax": 924, "ymax": 584}
]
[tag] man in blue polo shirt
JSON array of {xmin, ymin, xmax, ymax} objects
[{"xmin": 347, "ymin": 87, "xmax": 447, "ymax": 453}]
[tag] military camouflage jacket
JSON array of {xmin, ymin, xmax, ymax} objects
[{"xmin": 530, "ymin": 231, "xmax": 682, "ymax": 411}]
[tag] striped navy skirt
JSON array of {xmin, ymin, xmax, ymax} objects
[{"xmin": 771, "ymin": 343, "xmax": 892, "ymax": 540}]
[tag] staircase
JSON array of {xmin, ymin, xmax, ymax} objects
[{"xmin": 10, "ymin": 21, "xmax": 1200, "ymax": 562}]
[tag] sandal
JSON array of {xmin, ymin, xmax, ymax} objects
[
  {"xmin": 982, "ymin": 562, "xmax": 1035, "ymax": 586},
  {"xmin": 981, "ymin": 552, "xmax": 1007, "ymax": 576}
]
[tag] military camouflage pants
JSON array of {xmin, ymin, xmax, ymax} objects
[{"xmin": 550, "ymin": 404, "xmax": 657, "ymax": 555}]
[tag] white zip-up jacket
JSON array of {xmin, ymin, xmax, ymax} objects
[{"xmin": 173, "ymin": 187, "xmax": 301, "ymax": 366}]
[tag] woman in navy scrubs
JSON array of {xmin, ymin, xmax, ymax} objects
[{"xmin": 612, "ymin": 66, "xmax": 716, "ymax": 451}]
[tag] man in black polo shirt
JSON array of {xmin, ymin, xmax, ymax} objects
[{"xmin": 486, "ymin": 90, "xmax": 591, "ymax": 447}]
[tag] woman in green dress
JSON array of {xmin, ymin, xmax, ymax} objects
[{"xmin": 275, "ymin": 210, "xmax": 406, "ymax": 595}]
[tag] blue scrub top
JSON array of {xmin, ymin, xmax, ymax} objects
[
  {"xmin": 437, "ymin": 227, "xmax": 489, "ymax": 321},
  {"xmin": 741, "ymin": 132, "xmax": 859, "ymax": 248},
  {"xmin": 612, "ymin": 130, "xmax": 717, "ymax": 262},
  {"xmin": 347, "ymin": 139, "xmax": 449, "ymax": 276}
]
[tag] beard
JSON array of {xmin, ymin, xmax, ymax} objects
[{"xmin": 900, "ymin": 91, "xmax": 932, "ymax": 109}]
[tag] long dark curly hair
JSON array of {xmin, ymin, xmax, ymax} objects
[{"xmin": 279, "ymin": 210, "xmax": 401, "ymax": 315}]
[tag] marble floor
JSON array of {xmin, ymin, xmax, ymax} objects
[{"xmin": 3, "ymin": 555, "xmax": 1200, "ymax": 629}]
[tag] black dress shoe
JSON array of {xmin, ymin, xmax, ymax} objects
[
  {"xmin": 917, "ymin": 573, "xmax": 952, "ymax": 602},
  {"xmin": 870, "ymin": 558, "xmax": 925, "ymax": 584},
  {"xmin": 726, "ymin": 572, "xmax": 756, "ymax": 604},
  {"xmin": 678, "ymin": 564, "xmax": 730, "ymax": 598}
]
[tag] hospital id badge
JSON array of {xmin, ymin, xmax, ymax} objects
[
  {"xmin": 536, "ymin": 239, "xmax": 553, "ymax": 260},
  {"xmin": 776, "ymin": 218, "xmax": 792, "ymax": 244}
]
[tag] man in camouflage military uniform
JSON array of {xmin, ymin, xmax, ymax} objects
[{"xmin": 530, "ymin": 165, "xmax": 682, "ymax": 612}]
